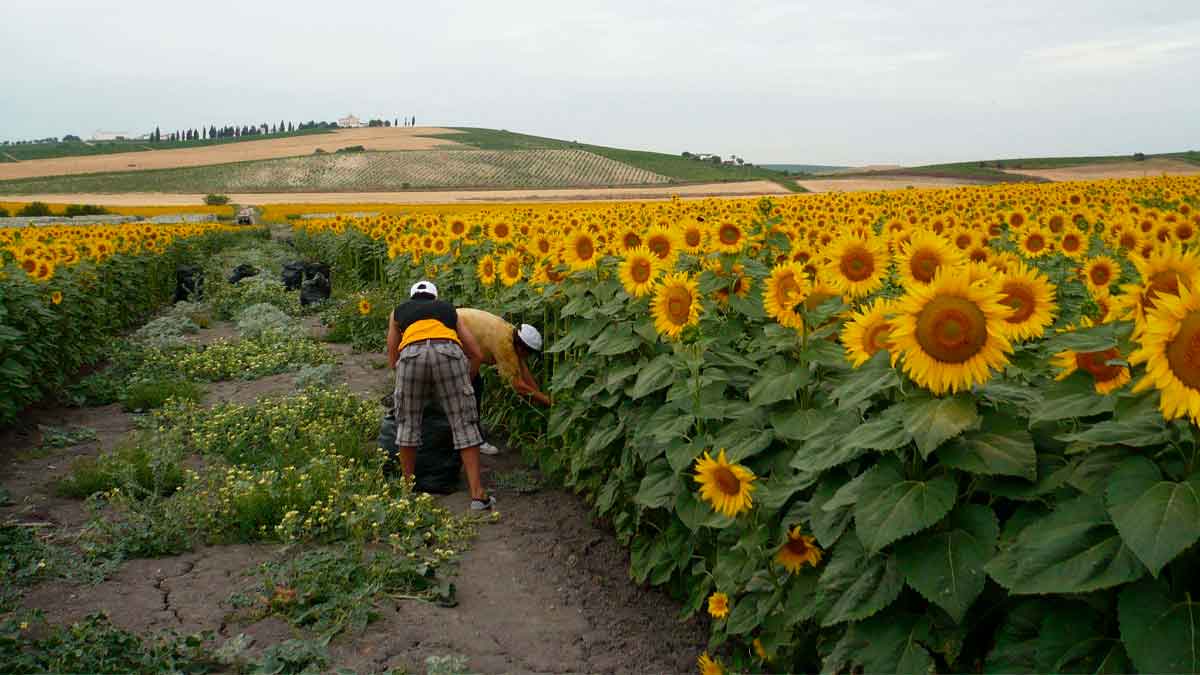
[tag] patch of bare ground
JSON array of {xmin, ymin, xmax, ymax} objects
[
  {"xmin": 1000, "ymin": 158, "xmax": 1200, "ymax": 181},
  {"xmin": 796, "ymin": 175, "xmax": 994, "ymax": 192},
  {"xmin": 2, "ymin": 179, "xmax": 789, "ymax": 207},
  {"xmin": 0, "ymin": 127, "xmax": 465, "ymax": 181},
  {"xmin": 4, "ymin": 307, "xmax": 708, "ymax": 672}
]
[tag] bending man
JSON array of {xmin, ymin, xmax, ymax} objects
[
  {"xmin": 456, "ymin": 308, "xmax": 550, "ymax": 454},
  {"xmin": 387, "ymin": 280, "xmax": 494, "ymax": 511}
]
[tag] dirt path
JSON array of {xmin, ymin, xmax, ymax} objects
[
  {"xmin": 2, "ymin": 180, "xmax": 789, "ymax": 207},
  {"xmin": 999, "ymin": 158, "xmax": 1200, "ymax": 181},
  {"xmin": 1, "ymin": 311, "xmax": 705, "ymax": 671},
  {"xmin": 0, "ymin": 127, "xmax": 465, "ymax": 181}
]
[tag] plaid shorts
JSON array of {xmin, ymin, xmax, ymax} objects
[{"xmin": 393, "ymin": 339, "xmax": 483, "ymax": 450}]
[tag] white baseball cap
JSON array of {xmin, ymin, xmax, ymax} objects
[
  {"xmin": 516, "ymin": 324, "xmax": 543, "ymax": 352},
  {"xmin": 410, "ymin": 280, "xmax": 438, "ymax": 298}
]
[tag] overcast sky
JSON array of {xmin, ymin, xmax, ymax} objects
[{"xmin": 2, "ymin": 0, "xmax": 1198, "ymax": 165}]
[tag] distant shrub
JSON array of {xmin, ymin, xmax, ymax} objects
[
  {"xmin": 1133, "ymin": 152, "xmax": 1147, "ymax": 161},
  {"xmin": 0, "ymin": 207, "xmax": 8, "ymax": 217},
  {"xmin": 204, "ymin": 194, "xmax": 230, "ymax": 206},
  {"xmin": 17, "ymin": 201, "xmax": 53, "ymax": 217},
  {"xmin": 336, "ymin": 145, "xmax": 366, "ymax": 153},
  {"xmin": 63, "ymin": 204, "xmax": 110, "ymax": 216},
  {"xmin": 314, "ymin": 148, "xmax": 327, "ymax": 155}
]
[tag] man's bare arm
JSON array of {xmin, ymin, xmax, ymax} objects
[
  {"xmin": 386, "ymin": 317, "xmax": 401, "ymax": 368},
  {"xmin": 457, "ymin": 320, "xmax": 483, "ymax": 378}
]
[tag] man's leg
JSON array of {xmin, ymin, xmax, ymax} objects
[
  {"xmin": 393, "ymin": 344, "xmax": 428, "ymax": 481},
  {"xmin": 475, "ymin": 374, "xmax": 499, "ymax": 455},
  {"xmin": 399, "ymin": 446, "xmax": 417, "ymax": 478},
  {"xmin": 460, "ymin": 445, "xmax": 485, "ymax": 501}
]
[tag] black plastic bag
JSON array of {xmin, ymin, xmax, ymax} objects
[
  {"xmin": 281, "ymin": 261, "xmax": 306, "ymax": 291},
  {"xmin": 228, "ymin": 263, "xmax": 259, "ymax": 285},
  {"xmin": 377, "ymin": 397, "xmax": 462, "ymax": 494},
  {"xmin": 300, "ymin": 262, "xmax": 331, "ymax": 306},
  {"xmin": 174, "ymin": 265, "xmax": 204, "ymax": 302}
]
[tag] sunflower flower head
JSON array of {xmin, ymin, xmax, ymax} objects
[{"xmin": 693, "ymin": 449, "xmax": 756, "ymax": 518}]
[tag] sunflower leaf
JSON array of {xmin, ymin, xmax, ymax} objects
[
  {"xmin": 1029, "ymin": 372, "xmax": 1116, "ymax": 423},
  {"xmin": 895, "ymin": 504, "xmax": 998, "ymax": 622},
  {"xmin": 633, "ymin": 459, "xmax": 677, "ymax": 509},
  {"xmin": 985, "ymin": 495, "xmax": 1145, "ymax": 594},
  {"xmin": 1041, "ymin": 321, "xmax": 1125, "ymax": 355},
  {"xmin": 1104, "ymin": 456, "xmax": 1200, "ymax": 577},
  {"xmin": 891, "ymin": 395, "xmax": 980, "ymax": 458},
  {"xmin": 854, "ymin": 456, "xmax": 957, "ymax": 554},
  {"xmin": 587, "ymin": 324, "xmax": 640, "ymax": 356},
  {"xmin": 748, "ymin": 362, "xmax": 809, "ymax": 406},
  {"xmin": 627, "ymin": 353, "xmax": 677, "ymax": 399},
  {"xmin": 1119, "ymin": 578, "xmax": 1200, "ymax": 674},
  {"xmin": 822, "ymin": 613, "xmax": 935, "ymax": 675},
  {"xmin": 937, "ymin": 413, "xmax": 1037, "ymax": 480},
  {"xmin": 812, "ymin": 531, "xmax": 903, "ymax": 626},
  {"xmin": 830, "ymin": 351, "xmax": 899, "ymax": 411}
]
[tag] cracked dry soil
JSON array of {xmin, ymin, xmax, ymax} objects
[{"xmin": 1, "ymin": 319, "xmax": 707, "ymax": 673}]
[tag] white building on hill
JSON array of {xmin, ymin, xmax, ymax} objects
[
  {"xmin": 91, "ymin": 130, "xmax": 130, "ymax": 141},
  {"xmin": 337, "ymin": 114, "xmax": 363, "ymax": 128}
]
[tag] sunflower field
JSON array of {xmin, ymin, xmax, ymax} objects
[
  {"xmin": 292, "ymin": 175, "xmax": 1200, "ymax": 673},
  {"xmin": 0, "ymin": 220, "xmax": 251, "ymax": 425}
]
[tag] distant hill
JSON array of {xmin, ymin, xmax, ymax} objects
[{"xmin": 760, "ymin": 164, "xmax": 848, "ymax": 174}]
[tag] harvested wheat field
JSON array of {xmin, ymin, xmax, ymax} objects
[
  {"xmin": 2, "ymin": 180, "xmax": 789, "ymax": 206},
  {"xmin": 1000, "ymin": 157, "xmax": 1200, "ymax": 181},
  {"xmin": 0, "ymin": 127, "xmax": 463, "ymax": 181},
  {"xmin": 795, "ymin": 175, "xmax": 992, "ymax": 192}
]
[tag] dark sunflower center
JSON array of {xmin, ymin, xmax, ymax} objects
[
  {"xmin": 915, "ymin": 295, "xmax": 988, "ymax": 363},
  {"xmin": 648, "ymin": 236, "xmax": 670, "ymax": 258},
  {"xmin": 1144, "ymin": 271, "xmax": 1182, "ymax": 310},
  {"xmin": 495, "ymin": 224, "xmax": 510, "ymax": 238},
  {"xmin": 1166, "ymin": 312, "xmax": 1200, "ymax": 389},
  {"xmin": 1089, "ymin": 264, "xmax": 1112, "ymax": 286},
  {"xmin": 484, "ymin": 261, "xmax": 494, "ymax": 275},
  {"xmin": 665, "ymin": 287, "xmax": 693, "ymax": 324},
  {"xmin": 785, "ymin": 536, "xmax": 811, "ymax": 557},
  {"xmin": 630, "ymin": 259, "xmax": 651, "ymax": 284},
  {"xmin": 910, "ymin": 249, "xmax": 941, "ymax": 283},
  {"xmin": 955, "ymin": 234, "xmax": 972, "ymax": 250},
  {"xmin": 1001, "ymin": 282, "xmax": 1036, "ymax": 323},
  {"xmin": 777, "ymin": 275, "xmax": 803, "ymax": 304},
  {"xmin": 506, "ymin": 261, "xmax": 520, "ymax": 277},
  {"xmin": 1048, "ymin": 215, "xmax": 1065, "ymax": 232},
  {"xmin": 719, "ymin": 224, "xmax": 741, "ymax": 246},
  {"xmin": 969, "ymin": 248, "xmax": 988, "ymax": 263},
  {"xmin": 864, "ymin": 321, "xmax": 892, "ymax": 353},
  {"xmin": 1076, "ymin": 348, "xmax": 1124, "ymax": 382},
  {"xmin": 624, "ymin": 233, "xmax": 641, "ymax": 248},
  {"xmin": 712, "ymin": 466, "xmax": 741, "ymax": 496},
  {"xmin": 575, "ymin": 238, "xmax": 594, "ymax": 261},
  {"xmin": 21, "ymin": 259, "xmax": 36, "ymax": 273},
  {"xmin": 1062, "ymin": 235, "xmax": 1081, "ymax": 251},
  {"xmin": 685, "ymin": 229, "xmax": 702, "ymax": 246},
  {"xmin": 1011, "ymin": 213, "xmax": 1025, "ymax": 227},
  {"xmin": 839, "ymin": 247, "xmax": 874, "ymax": 281},
  {"xmin": 1026, "ymin": 234, "xmax": 1045, "ymax": 252},
  {"xmin": 1120, "ymin": 233, "xmax": 1138, "ymax": 249}
]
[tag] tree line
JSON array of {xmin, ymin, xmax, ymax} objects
[{"xmin": 150, "ymin": 120, "xmax": 338, "ymax": 143}]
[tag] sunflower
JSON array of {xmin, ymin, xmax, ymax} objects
[
  {"xmin": 1051, "ymin": 320, "xmax": 1131, "ymax": 395},
  {"xmin": 563, "ymin": 231, "xmax": 599, "ymax": 271},
  {"xmin": 697, "ymin": 652, "xmax": 724, "ymax": 675},
  {"xmin": 651, "ymin": 272, "xmax": 701, "ymax": 339},
  {"xmin": 477, "ymin": 255, "xmax": 498, "ymax": 286},
  {"xmin": 762, "ymin": 263, "xmax": 810, "ymax": 330},
  {"xmin": 618, "ymin": 227, "xmax": 643, "ymax": 252},
  {"xmin": 1129, "ymin": 284, "xmax": 1200, "ymax": 423},
  {"xmin": 1082, "ymin": 256, "xmax": 1120, "ymax": 294},
  {"xmin": 842, "ymin": 297, "xmax": 896, "ymax": 366},
  {"xmin": 996, "ymin": 262, "xmax": 1057, "ymax": 342},
  {"xmin": 1017, "ymin": 226, "xmax": 1052, "ymax": 258},
  {"xmin": 50, "ymin": 290, "xmax": 63, "ymax": 305},
  {"xmin": 499, "ymin": 251, "xmax": 523, "ymax": 286},
  {"xmin": 712, "ymin": 217, "xmax": 747, "ymax": 254},
  {"xmin": 1057, "ymin": 230, "xmax": 1088, "ymax": 259},
  {"xmin": 891, "ymin": 269, "xmax": 1014, "ymax": 394},
  {"xmin": 896, "ymin": 230, "xmax": 964, "ymax": 287},
  {"xmin": 357, "ymin": 298, "xmax": 372, "ymax": 316},
  {"xmin": 489, "ymin": 220, "xmax": 514, "ymax": 245},
  {"xmin": 618, "ymin": 246, "xmax": 660, "ymax": 298},
  {"xmin": 707, "ymin": 592, "xmax": 730, "ymax": 619},
  {"xmin": 693, "ymin": 449, "xmax": 755, "ymax": 518},
  {"xmin": 775, "ymin": 526, "xmax": 823, "ymax": 573},
  {"xmin": 824, "ymin": 234, "xmax": 887, "ymax": 298},
  {"xmin": 1124, "ymin": 245, "xmax": 1200, "ymax": 334},
  {"xmin": 713, "ymin": 264, "xmax": 752, "ymax": 306},
  {"xmin": 643, "ymin": 226, "xmax": 678, "ymax": 266},
  {"xmin": 679, "ymin": 218, "xmax": 707, "ymax": 253}
]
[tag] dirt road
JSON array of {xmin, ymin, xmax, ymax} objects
[
  {"xmin": 0, "ymin": 127, "xmax": 464, "ymax": 181},
  {"xmin": 2, "ymin": 180, "xmax": 791, "ymax": 206}
]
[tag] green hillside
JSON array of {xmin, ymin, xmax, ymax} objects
[{"xmin": 0, "ymin": 128, "xmax": 333, "ymax": 162}]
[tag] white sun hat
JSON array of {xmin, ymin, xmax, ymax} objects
[
  {"xmin": 516, "ymin": 324, "xmax": 543, "ymax": 352},
  {"xmin": 410, "ymin": 280, "xmax": 438, "ymax": 299}
]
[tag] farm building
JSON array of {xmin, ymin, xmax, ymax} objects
[
  {"xmin": 90, "ymin": 131, "xmax": 131, "ymax": 141},
  {"xmin": 337, "ymin": 114, "xmax": 363, "ymax": 128}
]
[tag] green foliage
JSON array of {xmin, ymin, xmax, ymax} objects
[
  {"xmin": 15, "ymin": 201, "xmax": 52, "ymax": 217},
  {"xmin": 210, "ymin": 276, "xmax": 301, "ymax": 320},
  {"xmin": 319, "ymin": 289, "xmax": 394, "ymax": 352},
  {"xmin": 121, "ymin": 378, "xmax": 203, "ymax": 411},
  {"xmin": 204, "ymin": 193, "xmax": 230, "ymax": 206},
  {"xmin": 38, "ymin": 424, "xmax": 98, "ymax": 449},
  {"xmin": 56, "ymin": 437, "xmax": 185, "ymax": 499},
  {"xmin": 0, "ymin": 613, "xmax": 217, "ymax": 673},
  {"xmin": 230, "ymin": 545, "xmax": 452, "ymax": 638}
]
